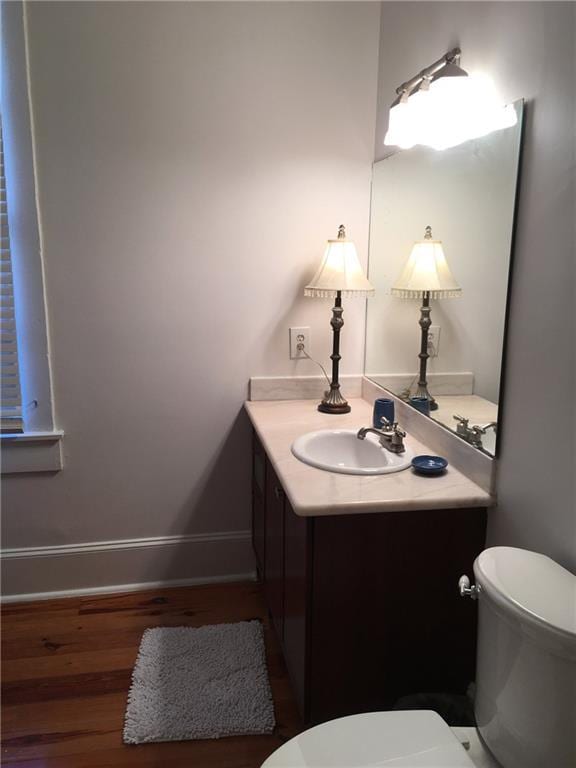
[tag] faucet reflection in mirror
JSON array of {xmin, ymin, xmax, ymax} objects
[
  {"xmin": 305, "ymin": 225, "xmax": 374, "ymax": 414},
  {"xmin": 391, "ymin": 226, "xmax": 461, "ymax": 410}
]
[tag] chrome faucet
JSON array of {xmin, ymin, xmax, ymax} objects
[
  {"xmin": 357, "ymin": 417, "xmax": 406, "ymax": 454},
  {"xmin": 453, "ymin": 415, "xmax": 497, "ymax": 450}
]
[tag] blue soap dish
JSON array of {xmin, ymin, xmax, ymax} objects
[{"xmin": 412, "ymin": 455, "xmax": 448, "ymax": 476}]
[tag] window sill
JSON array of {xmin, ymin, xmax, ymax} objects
[{"xmin": 1, "ymin": 430, "xmax": 64, "ymax": 474}]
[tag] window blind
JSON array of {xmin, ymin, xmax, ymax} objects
[{"xmin": 0, "ymin": 117, "xmax": 23, "ymax": 433}]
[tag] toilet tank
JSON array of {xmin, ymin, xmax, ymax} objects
[{"xmin": 473, "ymin": 547, "xmax": 576, "ymax": 768}]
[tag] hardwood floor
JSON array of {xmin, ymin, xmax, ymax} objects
[{"xmin": 1, "ymin": 582, "xmax": 303, "ymax": 767}]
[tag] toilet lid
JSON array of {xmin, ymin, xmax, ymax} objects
[
  {"xmin": 474, "ymin": 547, "xmax": 576, "ymax": 637},
  {"xmin": 261, "ymin": 710, "xmax": 475, "ymax": 767}
]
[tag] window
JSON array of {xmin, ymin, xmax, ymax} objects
[
  {"xmin": 1, "ymin": 117, "xmax": 24, "ymax": 434},
  {"xmin": 0, "ymin": 1, "xmax": 62, "ymax": 473}
]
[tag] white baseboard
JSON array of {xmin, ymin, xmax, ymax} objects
[{"xmin": 1, "ymin": 530, "xmax": 256, "ymax": 603}]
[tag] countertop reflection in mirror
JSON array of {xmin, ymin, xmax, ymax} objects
[{"xmin": 365, "ymin": 99, "xmax": 524, "ymax": 457}]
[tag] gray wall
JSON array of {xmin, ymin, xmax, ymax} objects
[
  {"xmin": 375, "ymin": 2, "xmax": 575, "ymax": 569},
  {"xmin": 1, "ymin": 2, "xmax": 380, "ymax": 591}
]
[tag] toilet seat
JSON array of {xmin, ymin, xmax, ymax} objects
[{"xmin": 261, "ymin": 710, "xmax": 477, "ymax": 767}]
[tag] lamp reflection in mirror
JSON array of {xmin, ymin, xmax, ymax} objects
[
  {"xmin": 305, "ymin": 225, "xmax": 374, "ymax": 414},
  {"xmin": 391, "ymin": 226, "xmax": 461, "ymax": 410}
]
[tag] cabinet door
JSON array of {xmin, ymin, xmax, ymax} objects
[
  {"xmin": 264, "ymin": 460, "xmax": 285, "ymax": 641},
  {"xmin": 283, "ymin": 502, "xmax": 310, "ymax": 720},
  {"xmin": 252, "ymin": 433, "xmax": 266, "ymax": 577},
  {"xmin": 309, "ymin": 508, "xmax": 487, "ymax": 724}
]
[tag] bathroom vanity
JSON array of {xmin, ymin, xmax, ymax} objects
[{"xmin": 246, "ymin": 397, "xmax": 490, "ymax": 725}]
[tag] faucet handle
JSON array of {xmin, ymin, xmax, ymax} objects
[
  {"xmin": 389, "ymin": 422, "xmax": 406, "ymax": 453},
  {"xmin": 453, "ymin": 414, "xmax": 469, "ymax": 426},
  {"xmin": 393, "ymin": 422, "xmax": 406, "ymax": 438},
  {"xmin": 380, "ymin": 417, "xmax": 405, "ymax": 438}
]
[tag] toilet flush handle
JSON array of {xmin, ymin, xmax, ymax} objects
[{"xmin": 458, "ymin": 575, "xmax": 480, "ymax": 599}]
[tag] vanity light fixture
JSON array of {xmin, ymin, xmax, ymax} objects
[
  {"xmin": 305, "ymin": 225, "xmax": 374, "ymax": 414},
  {"xmin": 391, "ymin": 226, "xmax": 461, "ymax": 410},
  {"xmin": 384, "ymin": 48, "xmax": 517, "ymax": 150}
]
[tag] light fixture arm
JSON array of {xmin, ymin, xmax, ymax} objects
[{"xmin": 395, "ymin": 47, "xmax": 461, "ymax": 96}]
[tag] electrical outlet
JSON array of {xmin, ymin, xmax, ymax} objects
[
  {"xmin": 289, "ymin": 327, "xmax": 311, "ymax": 359},
  {"xmin": 428, "ymin": 325, "xmax": 441, "ymax": 357}
]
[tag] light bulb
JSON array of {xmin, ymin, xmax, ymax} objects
[
  {"xmin": 385, "ymin": 67, "xmax": 517, "ymax": 152},
  {"xmin": 384, "ymin": 81, "xmax": 433, "ymax": 149},
  {"xmin": 427, "ymin": 72, "xmax": 517, "ymax": 150},
  {"xmin": 384, "ymin": 95, "xmax": 411, "ymax": 147}
]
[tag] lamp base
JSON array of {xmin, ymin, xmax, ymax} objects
[
  {"xmin": 415, "ymin": 383, "xmax": 438, "ymax": 411},
  {"xmin": 318, "ymin": 385, "xmax": 351, "ymax": 414},
  {"xmin": 318, "ymin": 400, "xmax": 351, "ymax": 415},
  {"xmin": 318, "ymin": 291, "xmax": 351, "ymax": 414},
  {"xmin": 416, "ymin": 293, "xmax": 438, "ymax": 411}
]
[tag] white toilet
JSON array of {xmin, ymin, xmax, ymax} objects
[{"xmin": 262, "ymin": 547, "xmax": 576, "ymax": 768}]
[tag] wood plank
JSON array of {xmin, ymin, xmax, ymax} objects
[
  {"xmin": 1, "ymin": 584, "xmax": 267, "ymax": 662},
  {"xmin": 2, "ymin": 647, "xmax": 138, "ymax": 683},
  {"xmin": 1, "ymin": 582, "xmax": 302, "ymax": 767}
]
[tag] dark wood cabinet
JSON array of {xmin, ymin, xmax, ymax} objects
[
  {"xmin": 252, "ymin": 433, "xmax": 267, "ymax": 577},
  {"xmin": 282, "ymin": 500, "xmax": 310, "ymax": 717},
  {"xmin": 252, "ymin": 431, "xmax": 487, "ymax": 725},
  {"xmin": 263, "ymin": 461, "xmax": 285, "ymax": 642}
]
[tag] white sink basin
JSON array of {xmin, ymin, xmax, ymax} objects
[{"xmin": 291, "ymin": 429, "xmax": 413, "ymax": 475}]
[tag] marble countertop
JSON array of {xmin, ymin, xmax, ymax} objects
[
  {"xmin": 433, "ymin": 395, "xmax": 498, "ymax": 455},
  {"xmin": 433, "ymin": 394, "xmax": 498, "ymax": 426},
  {"xmin": 245, "ymin": 398, "xmax": 493, "ymax": 517}
]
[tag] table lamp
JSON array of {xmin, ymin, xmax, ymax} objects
[
  {"xmin": 391, "ymin": 226, "xmax": 461, "ymax": 410},
  {"xmin": 305, "ymin": 225, "xmax": 374, "ymax": 414}
]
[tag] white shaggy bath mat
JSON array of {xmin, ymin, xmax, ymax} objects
[{"xmin": 123, "ymin": 620, "xmax": 275, "ymax": 744}]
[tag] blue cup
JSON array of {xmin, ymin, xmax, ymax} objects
[
  {"xmin": 373, "ymin": 398, "xmax": 395, "ymax": 428},
  {"xmin": 410, "ymin": 396, "xmax": 431, "ymax": 416}
]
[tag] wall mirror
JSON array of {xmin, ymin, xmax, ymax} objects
[{"xmin": 365, "ymin": 100, "xmax": 524, "ymax": 457}]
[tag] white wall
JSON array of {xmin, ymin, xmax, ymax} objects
[
  {"xmin": 1, "ymin": 1, "xmax": 380, "ymax": 595},
  {"xmin": 375, "ymin": 2, "xmax": 575, "ymax": 570},
  {"xmin": 3, "ymin": 1, "xmax": 573, "ymax": 598}
]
